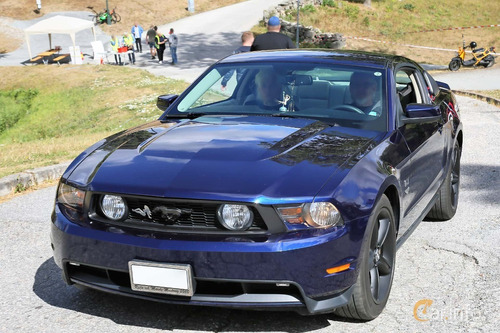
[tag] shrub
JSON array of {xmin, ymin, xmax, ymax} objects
[
  {"xmin": 344, "ymin": 4, "xmax": 360, "ymax": 20},
  {"xmin": 322, "ymin": 0, "xmax": 336, "ymax": 8},
  {"xmin": 402, "ymin": 3, "xmax": 415, "ymax": 11},
  {"xmin": 301, "ymin": 4, "xmax": 317, "ymax": 13}
]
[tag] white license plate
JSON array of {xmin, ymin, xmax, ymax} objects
[{"xmin": 129, "ymin": 260, "xmax": 194, "ymax": 296}]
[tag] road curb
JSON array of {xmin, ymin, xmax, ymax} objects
[
  {"xmin": 452, "ymin": 90, "xmax": 500, "ymax": 107},
  {"xmin": 0, "ymin": 162, "xmax": 69, "ymax": 197}
]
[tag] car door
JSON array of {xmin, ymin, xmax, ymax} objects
[{"xmin": 395, "ymin": 65, "xmax": 446, "ymax": 228}]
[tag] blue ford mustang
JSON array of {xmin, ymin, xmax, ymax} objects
[{"xmin": 51, "ymin": 50, "xmax": 462, "ymax": 320}]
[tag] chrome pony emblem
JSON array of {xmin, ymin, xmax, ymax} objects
[
  {"xmin": 152, "ymin": 206, "xmax": 192, "ymax": 223},
  {"xmin": 132, "ymin": 205, "xmax": 152, "ymax": 219},
  {"xmin": 132, "ymin": 205, "xmax": 192, "ymax": 223}
]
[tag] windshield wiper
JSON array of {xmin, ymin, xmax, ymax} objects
[
  {"xmin": 268, "ymin": 113, "xmax": 300, "ymax": 118},
  {"xmin": 164, "ymin": 112, "xmax": 207, "ymax": 119}
]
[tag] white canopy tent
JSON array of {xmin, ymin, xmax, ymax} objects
[{"xmin": 24, "ymin": 15, "xmax": 96, "ymax": 60}]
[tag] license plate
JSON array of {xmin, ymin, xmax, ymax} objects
[{"xmin": 129, "ymin": 260, "xmax": 195, "ymax": 296}]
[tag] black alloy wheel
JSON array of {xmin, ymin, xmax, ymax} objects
[
  {"xmin": 334, "ymin": 194, "xmax": 396, "ymax": 320},
  {"xmin": 426, "ymin": 141, "xmax": 461, "ymax": 220}
]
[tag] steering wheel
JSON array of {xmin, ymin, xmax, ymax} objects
[{"xmin": 332, "ymin": 104, "xmax": 366, "ymax": 115}]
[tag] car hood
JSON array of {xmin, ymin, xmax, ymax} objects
[{"xmin": 67, "ymin": 115, "xmax": 381, "ymax": 203}]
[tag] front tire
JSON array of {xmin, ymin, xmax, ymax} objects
[
  {"xmin": 449, "ymin": 59, "xmax": 461, "ymax": 71},
  {"xmin": 426, "ymin": 142, "xmax": 461, "ymax": 220},
  {"xmin": 334, "ymin": 194, "xmax": 396, "ymax": 320}
]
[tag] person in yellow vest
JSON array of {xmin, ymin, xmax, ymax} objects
[
  {"xmin": 110, "ymin": 35, "xmax": 122, "ymax": 65},
  {"xmin": 123, "ymin": 32, "xmax": 136, "ymax": 64},
  {"xmin": 155, "ymin": 30, "xmax": 167, "ymax": 64}
]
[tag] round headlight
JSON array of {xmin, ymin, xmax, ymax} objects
[
  {"xmin": 306, "ymin": 202, "xmax": 342, "ymax": 228},
  {"xmin": 101, "ymin": 195, "xmax": 127, "ymax": 220},
  {"xmin": 218, "ymin": 204, "xmax": 253, "ymax": 231}
]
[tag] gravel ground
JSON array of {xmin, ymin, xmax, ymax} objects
[{"xmin": 0, "ymin": 95, "xmax": 498, "ymax": 332}]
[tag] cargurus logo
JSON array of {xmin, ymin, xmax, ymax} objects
[{"xmin": 413, "ymin": 299, "xmax": 481, "ymax": 322}]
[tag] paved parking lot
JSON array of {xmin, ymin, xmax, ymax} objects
[{"xmin": 0, "ymin": 95, "xmax": 498, "ymax": 332}]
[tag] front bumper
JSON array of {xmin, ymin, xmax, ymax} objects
[{"xmin": 51, "ymin": 207, "xmax": 366, "ymax": 314}]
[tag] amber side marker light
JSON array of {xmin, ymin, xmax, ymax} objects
[{"xmin": 326, "ymin": 263, "xmax": 351, "ymax": 275}]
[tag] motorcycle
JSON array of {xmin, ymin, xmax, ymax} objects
[{"xmin": 449, "ymin": 36, "xmax": 496, "ymax": 71}]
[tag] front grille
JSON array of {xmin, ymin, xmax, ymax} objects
[{"xmin": 91, "ymin": 194, "xmax": 268, "ymax": 233}]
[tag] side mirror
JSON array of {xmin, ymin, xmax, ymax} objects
[
  {"xmin": 401, "ymin": 103, "xmax": 442, "ymax": 125},
  {"xmin": 157, "ymin": 94, "xmax": 178, "ymax": 111},
  {"xmin": 436, "ymin": 81, "xmax": 450, "ymax": 90}
]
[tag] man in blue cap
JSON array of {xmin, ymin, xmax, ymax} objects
[{"xmin": 251, "ymin": 16, "xmax": 295, "ymax": 51}]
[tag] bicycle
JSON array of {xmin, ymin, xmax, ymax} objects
[{"xmin": 87, "ymin": 6, "xmax": 121, "ymax": 25}]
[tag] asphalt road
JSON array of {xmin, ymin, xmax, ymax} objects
[
  {"xmin": 433, "ymin": 66, "xmax": 500, "ymax": 91},
  {"xmin": 0, "ymin": 95, "xmax": 499, "ymax": 333}
]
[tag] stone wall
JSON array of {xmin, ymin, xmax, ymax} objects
[{"xmin": 262, "ymin": 0, "xmax": 346, "ymax": 49}]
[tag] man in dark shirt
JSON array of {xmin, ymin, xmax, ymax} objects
[{"xmin": 251, "ymin": 16, "xmax": 295, "ymax": 51}]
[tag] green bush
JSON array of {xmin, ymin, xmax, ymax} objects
[
  {"xmin": 344, "ymin": 4, "xmax": 360, "ymax": 20},
  {"xmin": 322, "ymin": 0, "xmax": 336, "ymax": 8},
  {"xmin": 363, "ymin": 16, "xmax": 370, "ymax": 27},
  {"xmin": 301, "ymin": 4, "xmax": 317, "ymax": 13},
  {"xmin": 402, "ymin": 3, "xmax": 415, "ymax": 11}
]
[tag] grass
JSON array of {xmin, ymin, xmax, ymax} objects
[
  {"xmin": 0, "ymin": 65, "xmax": 189, "ymax": 178},
  {"xmin": 282, "ymin": 0, "xmax": 500, "ymax": 65},
  {"xmin": 469, "ymin": 90, "xmax": 500, "ymax": 100}
]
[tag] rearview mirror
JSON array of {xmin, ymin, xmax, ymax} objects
[
  {"xmin": 401, "ymin": 103, "xmax": 442, "ymax": 125},
  {"xmin": 157, "ymin": 94, "xmax": 178, "ymax": 111},
  {"xmin": 286, "ymin": 74, "xmax": 313, "ymax": 86}
]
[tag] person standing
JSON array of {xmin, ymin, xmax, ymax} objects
[
  {"xmin": 155, "ymin": 30, "xmax": 167, "ymax": 64},
  {"xmin": 131, "ymin": 22, "xmax": 144, "ymax": 53},
  {"xmin": 168, "ymin": 28, "xmax": 178, "ymax": 65},
  {"xmin": 123, "ymin": 32, "xmax": 136, "ymax": 64},
  {"xmin": 146, "ymin": 25, "xmax": 157, "ymax": 59},
  {"xmin": 250, "ymin": 16, "xmax": 294, "ymax": 51},
  {"xmin": 110, "ymin": 35, "xmax": 122, "ymax": 65},
  {"xmin": 221, "ymin": 31, "xmax": 254, "ymax": 90}
]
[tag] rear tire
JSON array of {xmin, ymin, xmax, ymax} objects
[
  {"xmin": 426, "ymin": 141, "xmax": 461, "ymax": 220},
  {"xmin": 112, "ymin": 13, "xmax": 121, "ymax": 23},
  {"xmin": 333, "ymin": 194, "xmax": 396, "ymax": 321},
  {"xmin": 485, "ymin": 56, "xmax": 495, "ymax": 68},
  {"xmin": 449, "ymin": 59, "xmax": 461, "ymax": 71}
]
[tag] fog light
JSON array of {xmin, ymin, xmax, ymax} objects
[
  {"xmin": 217, "ymin": 204, "xmax": 253, "ymax": 231},
  {"xmin": 101, "ymin": 195, "xmax": 127, "ymax": 220}
]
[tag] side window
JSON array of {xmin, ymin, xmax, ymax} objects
[
  {"xmin": 423, "ymin": 71, "xmax": 439, "ymax": 102},
  {"xmin": 395, "ymin": 68, "xmax": 426, "ymax": 112}
]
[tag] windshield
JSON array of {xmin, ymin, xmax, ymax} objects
[{"xmin": 167, "ymin": 62, "xmax": 387, "ymax": 131}]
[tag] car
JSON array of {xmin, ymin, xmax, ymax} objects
[{"xmin": 51, "ymin": 50, "xmax": 462, "ymax": 320}]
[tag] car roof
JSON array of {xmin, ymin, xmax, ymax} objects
[{"xmin": 218, "ymin": 49, "xmax": 418, "ymax": 70}]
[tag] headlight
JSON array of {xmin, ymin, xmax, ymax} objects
[
  {"xmin": 57, "ymin": 182, "xmax": 85, "ymax": 222},
  {"xmin": 277, "ymin": 202, "xmax": 343, "ymax": 228},
  {"xmin": 305, "ymin": 202, "xmax": 342, "ymax": 227},
  {"xmin": 217, "ymin": 204, "xmax": 253, "ymax": 231},
  {"xmin": 58, "ymin": 183, "xmax": 85, "ymax": 209},
  {"xmin": 101, "ymin": 195, "xmax": 127, "ymax": 220}
]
